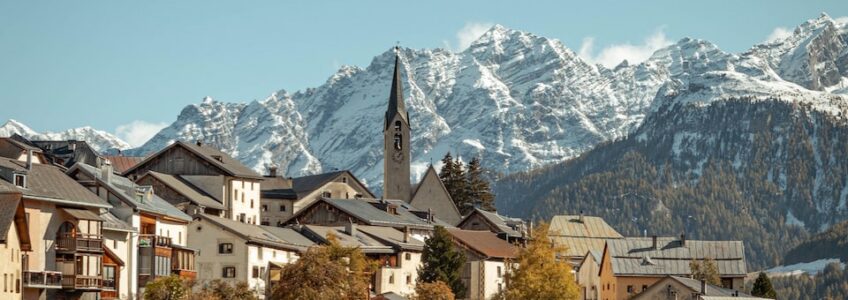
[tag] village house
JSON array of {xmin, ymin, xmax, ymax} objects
[
  {"xmin": 134, "ymin": 170, "xmax": 226, "ymax": 217},
  {"xmin": 123, "ymin": 141, "xmax": 263, "ymax": 224},
  {"xmin": 260, "ymin": 168, "xmax": 374, "ymax": 226},
  {"xmin": 0, "ymin": 152, "xmax": 111, "ymax": 300},
  {"xmin": 598, "ymin": 236, "xmax": 748, "ymax": 300},
  {"xmin": 576, "ymin": 250, "xmax": 602, "ymax": 300},
  {"xmin": 549, "ymin": 214, "xmax": 624, "ymax": 266},
  {"xmin": 297, "ymin": 223, "xmax": 425, "ymax": 297},
  {"xmin": 632, "ymin": 275, "xmax": 768, "ymax": 300},
  {"xmin": 188, "ymin": 214, "xmax": 313, "ymax": 299},
  {"xmin": 0, "ymin": 188, "xmax": 31, "ymax": 300},
  {"xmin": 99, "ymin": 211, "xmax": 135, "ymax": 300},
  {"xmin": 446, "ymin": 228, "xmax": 518, "ymax": 300},
  {"xmin": 24, "ymin": 137, "xmax": 102, "ymax": 170},
  {"xmin": 282, "ymin": 197, "xmax": 452, "ymax": 237},
  {"xmin": 456, "ymin": 208, "xmax": 527, "ymax": 243},
  {"xmin": 67, "ymin": 162, "xmax": 197, "ymax": 296}
]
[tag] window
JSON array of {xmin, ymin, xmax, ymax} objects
[
  {"xmin": 406, "ymin": 275, "xmax": 411, "ymax": 285},
  {"xmin": 250, "ymin": 199, "xmax": 254, "ymax": 208},
  {"xmin": 238, "ymin": 214, "xmax": 246, "ymax": 223},
  {"xmin": 252, "ymin": 266, "xmax": 259, "ymax": 278},
  {"xmin": 241, "ymin": 192, "xmax": 245, "ymax": 203},
  {"xmin": 497, "ymin": 266, "xmax": 502, "ymax": 278},
  {"xmin": 280, "ymin": 205, "xmax": 286, "ymax": 212},
  {"xmin": 13, "ymin": 174, "xmax": 25, "ymax": 188},
  {"xmin": 103, "ymin": 265, "xmax": 116, "ymax": 290},
  {"xmin": 394, "ymin": 121, "xmax": 401, "ymax": 131},
  {"xmin": 261, "ymin": 205, "xmax": 267, "ymax": 212},
  {"xmin": 261, "ymin": 218, "xmax": 270, "ymax": 226},
  {"xmin": 218, "ymin": 243, "xmax": 233, "ymax": 254},
  {"xmin": 394, "ymin": 134, "xmax": 402, "ymax": 150},
  {"xmin": 642, "ymin": 285, "xmax": 648, "ymax": 291},
  {"xmin": 273, "ymin": 250, "xmax": 276, "ymax": 258},
  {"xmin": 388, "ymin": 274, "xmax": 394, "ymax": 284},
  {"xmin": 627, "ymin": 285, "xmax": 633, "ymax": 293},
  {"xmin": 113, "ymin": 240, "xmax": 117, "ymax": 249},
  {"xmin": 322, "ymin": 191, "xmax": 331, "ymax": 198},
  {"xmin": 222, "ymin": 267, "xmax": 236, "ymax": 278},
  {"xmin": 342, "ymin": 177, "xmax": 348, "ymax": 183},
  {"xmin": 405, "ymin": 253, "xmax": 411, "ymax": 261}
]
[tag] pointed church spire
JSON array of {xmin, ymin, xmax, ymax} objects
[{"xmin": 385, "ymin": 46, "xmax": 409, "ymax": 130}]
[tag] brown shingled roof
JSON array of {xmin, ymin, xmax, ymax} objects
[
  {"xmin": 0, "ymin": 157, "xmax": 110, "ymax": 208},
  {"xmin": 447, "ymin": 228, "xmax": 518, "ymax": 259},
  {"xmin": 104, "ymin": 156, "xmax": 143, "ymax": 174}
]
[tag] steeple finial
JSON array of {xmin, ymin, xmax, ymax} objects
[{"xmin": 385, "ymin": 45, "xmax": 409, "ymax": 130}]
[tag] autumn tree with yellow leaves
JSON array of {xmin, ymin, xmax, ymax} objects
[{"xmin": 498, "ymin": 222, "xmax": 579, "ymax": 300}]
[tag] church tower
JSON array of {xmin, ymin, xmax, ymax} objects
[{"xmin": 383, "ymin": 48, "xmax": 412, "ymax": 201}]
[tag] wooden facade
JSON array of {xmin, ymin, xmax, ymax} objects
[{"xmin": 126, "ymin": 145, "xmax": 231, "ymax": 178}]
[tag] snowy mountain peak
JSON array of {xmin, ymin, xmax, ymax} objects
[{"xmin": 0, "ymin": 119, "xmax": 130, "ymax": 152}]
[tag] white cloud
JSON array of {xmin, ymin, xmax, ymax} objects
[
  {"xmin": 115, "ymin": 120, "xmax": 168, "ymax": 147},
  {"xmin": 445, "ymin": 22, "xmax": 493, "ymax": 52},
  {"xmin": 835, "ymin": 16, "xmax": 848, "ymax": 25},
  {"xmin": 578, "ymin": 29, "xmax": 673, "ymax": 68},
  {"xmin": 765, "ymin": 27, "xmax": 792, "ymax": 43}
]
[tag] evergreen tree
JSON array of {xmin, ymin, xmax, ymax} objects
[
  {"xmin": 439, "ymin": 153, "xmax": 470, "ymax": 212},
  {"xmin": 690, "ymin": 258, "xmax": 722, "ymax": 286},
  {"xmin": 500, "ymin": 222, "xmax": 579, "ymax": 300},
  {"xmin": 751, "ymin": 272, "xmax": 777, "ymax": 299},
  {"xmin": 466, "ymin": 156, "xmax": 496, "ymax": 214},
  {"xmin": 419, "ymin": 226, "xmax": 467, "ymax": 297}
]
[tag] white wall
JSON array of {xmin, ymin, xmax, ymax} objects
[
  {"xmin": 103, "ymin": 230, "xmax": 136, "ymax": 300},
  {"xmin": 229, "ymin": 180, "xmax": 261, "ymax": 225},
  {"xmin": 482, "ymin": 261, "xmax": 507, "ymax": 299},
  {"xmin": 375, "ymin": 251, "xmax": 421, "ymax": 297},
  {"xmin": 155, "ymin": 219, "xmax": 188, "ymax": 247},
  {"xmin": 245, "ymin": 245, "xmax": 298, "ymax": 299},
  {"xmin": 0, "ymin": 221, "xmax": 23, "ymax": 300}
]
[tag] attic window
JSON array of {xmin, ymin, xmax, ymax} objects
[
  {"xmin": 211, "ymin": 155, "xmax": 223, "ymax": 162},
  {"xmin": 322, "ymin": 191, "xmax": 331, "ymax": 198},
  {"xmin": 13, "ymin": 174, "xmax": 26, "ymax": 189},
  {"xmin": 394, "ymin": 121, "xmax": 401, "ymax": 131},
  {"xmin": 394, "ymin": 134, "xmax": 402, "ymax": 150},
  {"xmin": 342, "ymin": 177, "xmax": 347, "ymax": 183}
]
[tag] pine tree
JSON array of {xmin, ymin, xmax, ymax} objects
[
  {"xmin": 690, "ymin": 258, "xmax": 722, "ymax": 286},
  {"xmin": 418, "ymin": 226, "xmax": 467, "ymax": 297},
  {"xmin": 751, "ymin": 272, "xmax": 777, "ymax": 299},
  {"xmin": 500, "ymin": 222, "xmax": 579, "ymax": 300},
  {"xmin": 439, "ymin": 153, "xmax": 470, "ymax": 212},
  {"xmin": 466, "ymin": 156, "xmax": 496, "ymax": 214}
]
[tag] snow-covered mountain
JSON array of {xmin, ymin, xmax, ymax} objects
[
  {"xmin": 127, "ymin": 14, "xmax": 847, "ymax": 193},
  {"xmin": 0, "ymin": 119, "xmax": 131, "ymax": 152}
]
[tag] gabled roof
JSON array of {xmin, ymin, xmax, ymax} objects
[
  {"xmin": 458, "ymin": 208, "xmax": 524, "ymax": 238},
  {"xmin": 68, "ymin": 163, "xmax": 191, "ymax": 222},
  {"xmin": 100, "ymin": 211, "xmax": 135, "ymax": 232},
  {"xmin": 604, "ymin": 237, "xmax": 747, "ymax": 277},
  {"xmin": 287, "ymin": 198, "xmax": 451, "ymax": 230},
  {"xmin": 262, "ymin": 170, "xmax": 375, "ymax": 200},
  {"xmin": 634, "ymin": 276, "xmax": 766, "ymax": 300},
  {"xmin": 357, "ymin": 225, "xmax": 425, "ymax": 252},
  {"xmin": 410, "ymin": 165, "xmax": 461, "ymax": 225},
  {"xmin": 0, "ymin": 189, "xmax": 31, "ymax": 250},
  {"xmin": 0, "ymin": 157, "xmax": 110, "ymax": 208},
  {"xmin": 123, "ymin": 141, "xmax": 261, "ymax": 179},
  {"xmin": 549, "ymin": 215, "xmax": 623, "ymax": 258},
  {"xmin": 104, "ymin": 156, "xmax": 143, "ymax": 174},
  {"xmin": 300, "ymin": 224, "xmax": 395, "ymax": 254},
  {"xmin": 447, "ymin": 228, "xmax": 518, "ymax": 259},
  {"xmin": 0, "ymin": 137, "xmax": 43, "ymax": 156},
  {"xmin": 139, "ymin": 171, "xmax": 225, "ymax": 210},
  {"xmin": 197, "ymin": 214, "xmax": 313, "ymax": 252}
]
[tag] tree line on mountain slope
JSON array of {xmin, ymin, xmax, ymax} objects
[
  {"xmin": 782, "ymin": 220, "xmax": 848, "ymax": 265},
  {"xmin": 770, "ymin": 262, "xmax": 848, "ymax": 300},
  {"xmin": 494, "ymin": 99, "xmax": 848, "ymax": 270}
]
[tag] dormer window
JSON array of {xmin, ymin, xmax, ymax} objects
[
  {"xmin": 322, "ymin": 191, "xmax": 332, "ymax": 198},
  {"xmin": 212, "ymin": 155, "xmax": 223, "ymax": 162},
  {"xmin": 394, "ymin": 121, "xmax": 401, "ymax": 131},
  {"xmin": 394, "ymin": 134, "xmax": 402, "ymax": 150},
  {"xmin": 13, "ymin": 174, "xmax": 26, "ymax": 188}
]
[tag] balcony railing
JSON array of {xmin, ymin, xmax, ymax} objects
[
  {"xmin": 22, "ymin": 270, "xmax": 63, "ymax": 289},
  {"xmin": 56, "ymin": 233, "xmax": 103, "ymax": 253},
  {"xmin": 139, "ymin": 234, "xmax": 172, "ymax": 248},
  {"xmin": 61, "ymin": 274, "xmax": 102, "ymax": 290}
]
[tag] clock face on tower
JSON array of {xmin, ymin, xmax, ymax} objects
[{"xmin": 392, "ymin": 151, "xmax": 404, "ymax": 162}]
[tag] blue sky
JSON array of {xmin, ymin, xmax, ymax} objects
[{"xmin": 1, "ymin": 0, "xmax": 846, "ymax": 146}]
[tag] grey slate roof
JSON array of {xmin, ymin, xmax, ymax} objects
[
  {"xmin": 300, "ymin": 224, "xmax": 394, "ymax": 254},
  {"xmin": 123, "ymin": 141, "xmax": 262, "ymax": 179},
  {"xmin": 320, "ymin": 198, "xmax": 451, "ymax": 229},
  {"xmin": 634, "ymin": 276, "xmax": 765, "ymax": 300},
  {"xmin": 143, "ymin": 171, "xmax": 225, "ymax": 210},
  {"xmin": 0, "ymin": 157, "xmax": 110, "ymax": 208},
  {"xmin": 606, "ymin": 237, "xmax": 747, "ymax": 277},
  {"xmin": 356, "ymin": 225, "xmax": 425, "ymax": 251},
  {"xmin": 199, "ymin": 214, "xmax": 313, "ymax": 252},
  {"xmin": 262, "ymin": 170, "xmax": 374, "ymax": 200},
  {"xmin": 384, "ymin": 52, "xmax": 409, "ymax": 130},
  {"xmin": 70, "ymin": 163, "xmax": 192, "ymax": 222},
  {"xmin": 550, "ymin": 214, "xmax": 623, "ymax": 258},
  {"xmin": 101, "ymin": 211, "xmax": 135, "ymax": 232}
]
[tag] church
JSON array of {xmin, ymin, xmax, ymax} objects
[{"xmin": 382, "ymin": 48, "xmax": 462, "ymax": 225}]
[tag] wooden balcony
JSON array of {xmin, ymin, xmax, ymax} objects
[
  {"xmin": 61, "ymin": 274, "xmax": 102, "ymax": 290},
  {"xmin": 56, "ymin": 233, "xmax": 103, "ymax": 253},
  {"xmin": 22, "ymin": 270, "xmax": 63, "ymax": 289},
  {"xmin": 138, "ymin": 234, "xmax": 172, "ymax": 248}
]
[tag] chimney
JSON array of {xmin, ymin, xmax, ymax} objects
[
  {"xmin": 101, "ymin": 159, "xmax": 112, "ymax": 183},
  {"xmin": 345, "ymin": 219, "xmax": 357, "ymax": 236},
  {"xmin": 403, "ymin": 226, "xmax": 410, "ymax": 243},
  {"xmin": 579, "ymin": 210, "xmax": 584, "ymax": 223},
  {"xmin": 680, "ymin": 234, "xmax": 686, "ymax": 247},
  {"xmin": 25, "ymin": 150, "xmax": 33, "ymax": 170},
  {"xmin": 652, "ymin": 235, "xmax": 658, "ymax": 249},
  {"xmin": 700, "ymin": 279, "xmax": 706, "ymax": 295},
  {"xmin": 196, "ymin": 140, "xmax": 202, "ymax": 147},
  {"xmin": 268, "ymin": 166, "xmax": 278, "ymax": 177},
  {"xmin": 427, "ymin": 208, "xmax": 433, "ymax": 224}
]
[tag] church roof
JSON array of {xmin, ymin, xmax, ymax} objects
[
  {"xmin": 384, "ymin": 50, "xmax": 409, "ymax": 130},
  {"xmin": 410, "ymin": 165, "xmax": 462, "ymax": 225}
]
